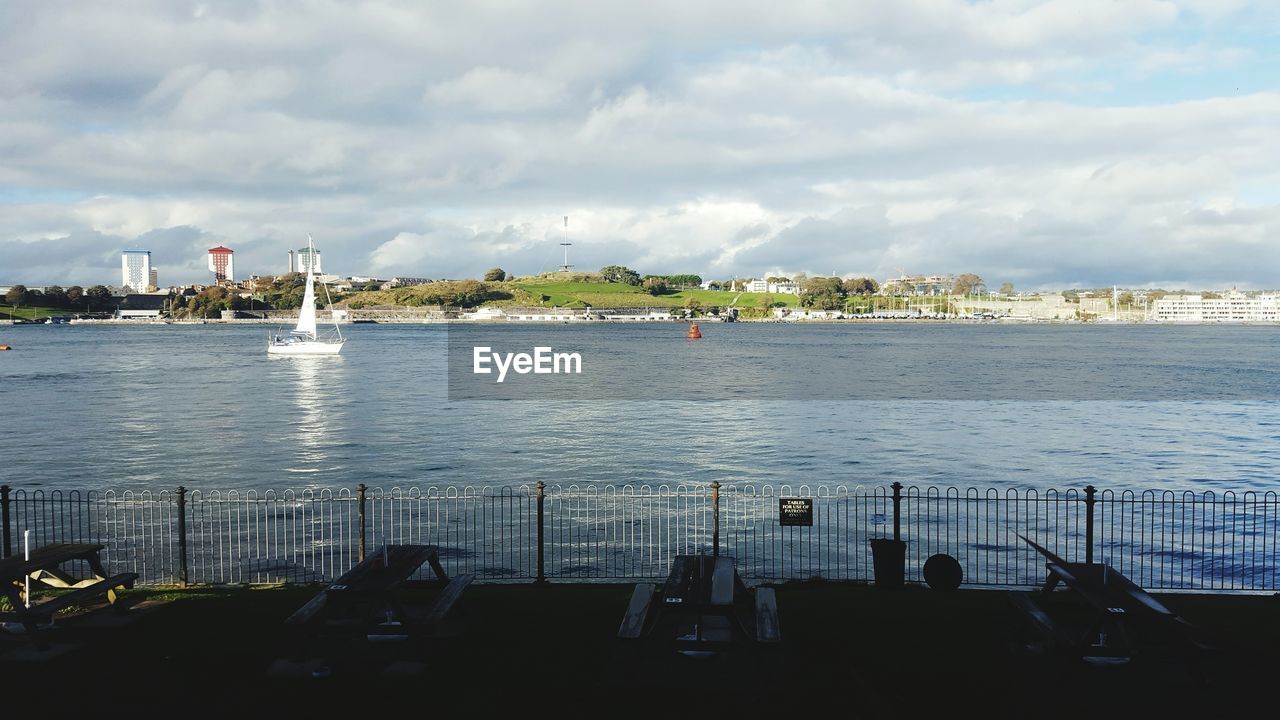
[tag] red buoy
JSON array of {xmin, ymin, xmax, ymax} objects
[{"xmin": 687, "ymin": 322, "xmax": 701, "ymax": 339}]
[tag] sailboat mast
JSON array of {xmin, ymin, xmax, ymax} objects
[{"xmin": 307, "ymin": 233, "xmax": 342, "ymax": 341}]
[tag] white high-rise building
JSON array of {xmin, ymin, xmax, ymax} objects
[
  {"xmin": 295, "ymin": 245, "xmax": 322, "ymax": 274},
  {"xmin": 121, "ymin": 250, "xmax": 151, "ymax": 293}
]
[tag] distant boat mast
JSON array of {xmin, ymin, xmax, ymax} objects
[{"xmin": 559, "ymin": 215, "xmax": 574, "ymax": 272}]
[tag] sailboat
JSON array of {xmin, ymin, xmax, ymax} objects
[{"xmin": 267, "ymin": 234, "xmax": 345, "ymax": 355}]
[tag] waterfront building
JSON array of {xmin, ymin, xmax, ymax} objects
[
  {"xmin": 207, "ymin": 246, "xmax": 235, "ymax": 282},
  {"xmin": 115, "ymin": 293, "xmax": 166, "ymax": 320},
  {"xmin": 773, "ymin": 307, "xmax": 844, "ymax": 320},
  {"xmin": 1150, "ymin": 290, "xmax": 1280, "ymax": 322},
  {"xmin": 881, "ymin": 274, "xmax": 956, "ymax": 296},
  {"xmin": 148, "ymin": 268, "xmax": 159, "ymax": 291},
  {"xmin": 1079, "ymin": 297, "xmax": 1111, "ymax": 317},
  {"xmin": 745, "ymin": 278, "xmax": 801, "ymax": 295},
  {"xmin": 120, "ymin": 250, "xmax": 151, "ymax": 293}
]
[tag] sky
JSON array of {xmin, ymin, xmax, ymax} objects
[{"xmin": 0, "ymin": 0, "xmax": 1277, "ymax": 290}]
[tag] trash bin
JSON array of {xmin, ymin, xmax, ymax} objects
[{"xmin": 869, "ymin": 538, "xmax": 906, "ymax": 588}]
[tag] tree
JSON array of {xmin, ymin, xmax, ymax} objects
[
  {"xmin": 801, "ymin": 277, "xmax": 846, "ymax": 309},
  {"xmin": 667, "ymin": 274, "xmax": 703, "ymax": 288},
  {"xmin": 842, "ymin": 277, "xmax": 879, "ymax": 296},
  {"xmin": 600, "ymin": 265, "xmax": 641, "ymax": 285},
  {"xmin": 4, "ymin": 285, "xmax": 27, "ymax": 306},
  {"xmin": 684, "ymin": 297, "xmax": 702, "ymax": 311},
  {"xmin": 65, "ymin": 286, "xmax": 84, "ymax": 306},
  {"xmin": 85, "ymin": 285, "xmax": 112, "ymax": 311},
  {"xmin": 643, "ymin": 277, "xmax": 668, "ymax": 295},
  {"xmin": 952, "ymin": 273, "xmax": 985, "ymax": 296},
  {"xmin": 187, "ymin": 285, "xmax": 233, "ymax": 318},
  {"xmin": 483, "ymin": 267, "xmax": 507, "ymax": 282},
  {"xmin": 999, "ymin": 282, "xmax": 1014, "ymax": 296},
  {"xmin": 43, "ymin": 285, "xmax": 67, "ymax": 307}
]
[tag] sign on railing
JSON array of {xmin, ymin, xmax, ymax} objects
[{"xmin": 778, "ymin": 498, "xmax": 813, "ymax": 527}]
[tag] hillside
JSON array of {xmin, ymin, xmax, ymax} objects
[{"xmin": 342, "ymin": 275, "xmax": 800, "ymax": 310}]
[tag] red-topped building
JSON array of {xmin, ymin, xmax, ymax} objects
[{"xmin": 207, "ymin": 246, "xmax": 235, "ymax": 282}]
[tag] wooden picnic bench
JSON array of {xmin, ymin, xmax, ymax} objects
[
  {"xmin": 286, "ymin": 544, "xmax": 472, "ymax": 638},
  {"xmin": 0, "ymin": 543, "xmax": 138, "ymax": 647},
  {"xmin": 618, "ymin": 555, "xmax": 781, "ymax": 648},
  {"xmin": 1010, "ymin": 535, "xmax": 1208, "ymax": 663}
]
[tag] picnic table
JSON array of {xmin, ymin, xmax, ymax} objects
[
  {"xmin": 1010, "ymin": 535, "xmax": 1206, "ymax": 663},
  {"xmin": 617, "ymin": 555, "xmax": 781, "ymax": 648},
  {"xmin": 0, "ymin": 543, "xmax": 138, "ymax": 646},
  {"xmin": 286, "ymin": 544, "xmax": 472, "ymax": 638}
]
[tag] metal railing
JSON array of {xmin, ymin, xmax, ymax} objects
[{"xmin": 1, "ymin": 483, "xmax": 1276, "ymax": 592}]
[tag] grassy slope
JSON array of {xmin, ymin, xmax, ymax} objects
[
  {"xmin": 342, "ymin": 280, "xmax": 801, "ymax": 310},
  {"xmin": 342, "ymin": 282, "xmax": 538, "ymax": 308},
  {"xmin": 0, "ymin": 305, "xmax": 70, "ymax": 320}
]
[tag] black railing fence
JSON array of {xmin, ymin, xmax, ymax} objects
[{"xmin": 1, "ymin": 483, "xmax": 1276, "ymax": 591}]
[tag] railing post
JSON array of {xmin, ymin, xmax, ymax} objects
[
  {"xmin": 1, "ymin": 485, "xmax": 11, "ymax": 559},
  {"xmin": 357, "ymin": 483, "xmax": 367, "ymax": 562},
  {"xmin": 891, "ymin": 481, "xmax": 903, "ymax": 542},
  {"xmin": 176, "ymin": 486, "xmax": 189, "ymax": 586},
  {"xmin": 711, "ymin": 481, "xmax": 721, "ymax": 557},
  {"xmin": 1084, "ymin": 485, "xmax": 1097, "ymax": 565},
  {"xmin": 535, "ymin": 481, "xmax": 546, "ymax": 583}
]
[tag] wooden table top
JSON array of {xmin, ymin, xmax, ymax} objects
[
  {"xmin": 0, "ymin": 543, "xmax": 105, "ymax": 583},
  {"xmin": 661, "ymin": 555, "xmax": 736, "ymax": 607}
]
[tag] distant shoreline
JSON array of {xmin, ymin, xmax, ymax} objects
[{"xmin": 8, "ymin": 316, "xmax": 1274, "ymax": 327}]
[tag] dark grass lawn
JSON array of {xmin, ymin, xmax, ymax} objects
[{"xmin": 3, "ymin": 582, "xmax": 1278, "ymax": 718}]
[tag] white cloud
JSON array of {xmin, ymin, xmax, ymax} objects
[
  {"xmin": 426, "ymin": 66, "xmax": 568, "ymax": 113},
  {"xmin": 1, "ymin": 1, "xmax": 1277, "ymax": 289}
]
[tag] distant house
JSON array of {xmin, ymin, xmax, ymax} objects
[
  {"xmin": 745, "ymin": 278, "xmax": 801, "ymax": 295},
  {"xmin": 380, "ymin": 277, "xmax": 432, "ymax": 290}
]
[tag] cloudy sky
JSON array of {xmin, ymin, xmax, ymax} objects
[{"xmin": 1, "ymin": 1, "xmax": 1277, "ymax": 289}]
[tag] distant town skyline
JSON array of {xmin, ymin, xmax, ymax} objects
[{"xmin": 1, "ymin": 2, "xmax": 1277, "ymax": 289}]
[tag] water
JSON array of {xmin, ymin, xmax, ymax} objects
[{"xmin": 2, "ymin": 322, "xmax": 1279, "ymax": 493}]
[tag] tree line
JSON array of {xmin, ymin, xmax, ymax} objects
[{"xmin": 4, "ymin": 284, "xmax": 115, "ymax": 311}]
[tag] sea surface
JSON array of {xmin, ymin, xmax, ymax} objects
[{"xmin": 2, "ymin": 322, "xmax": 1279, "ymax": 494}]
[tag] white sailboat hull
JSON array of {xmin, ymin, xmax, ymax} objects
[{"xmin": 267, "ymin": 339, "xmax": 345, "ymax": 355}]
